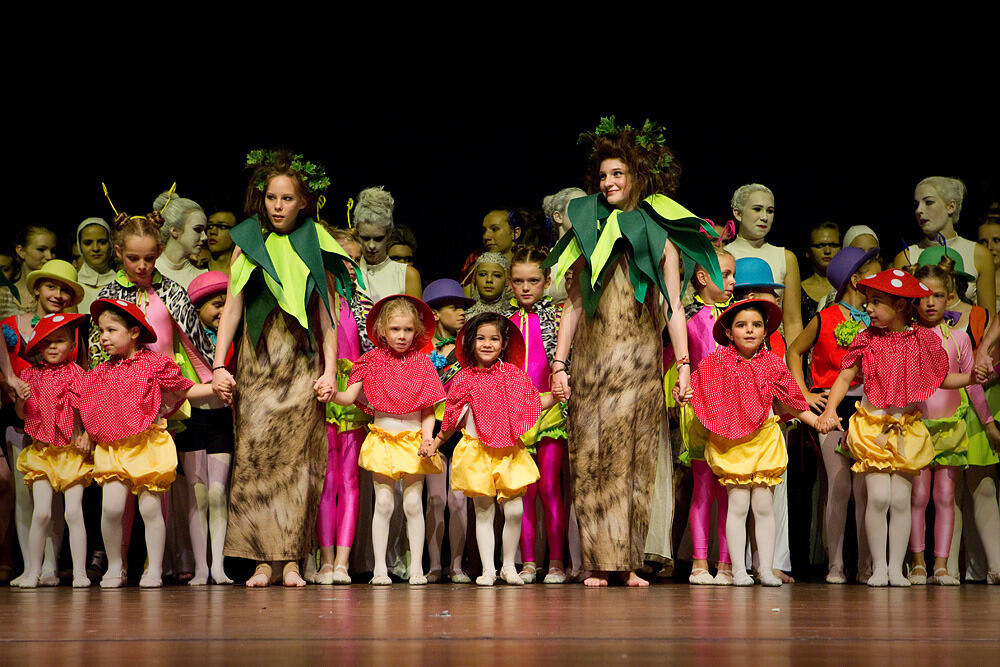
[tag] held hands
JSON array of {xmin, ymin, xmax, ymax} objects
[
  {"xmin": 973, "ymin": 345, "xmax": 997, "ymax": 384},
  {"xmin": 551, "ymin": 369, "xmax": 571, "ymax": 402},
  {"xmin": 814, "ymin": 410, "xmax": 843, "ymax": 434},
  {"xmin": 418, "ymin": 437, "xmax": 440, "ymax": 458},
  {"xmin": 671, "ymin": 381, "xmax": 693, "ymax": 406},
  {"xmin": 3, "ymin": 375, "xmax": 29, "ymax": 401},
  {"xmin": 673, "ymin": 365, "xmax": 692, "ymax": 406},
  {"xmin": 212, "ymin": 368, "xmax": 236, "ymax": 406},
  {"xmin": 313, "ymin": 373, "xmax": 336, "ymax": 403},
  {"xmin": 74, "ymin": 431, "xmax": 93, "ymax": 454}
]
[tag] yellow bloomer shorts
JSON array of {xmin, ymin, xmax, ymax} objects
[
  {"xmin": 846, "ymin": 404, "xmax": 934, "ymax": 474},
  {"xmin": 705, "ymin": 416, "xmax": 786, "ymax": 487},
  {"xmin": 358, "ymin": 425, "xmax": 443, "ymax": 481},
  {"xmin": 93, "ymin": 422, "xmax": 177, "ymax": 495},
  {"xmin": 450, "ymin": 432, "xmax": 540, "ymax": 502},
  {"xmin": 17, "ymin": 441, "xmax": 93, "ymax": 492}
]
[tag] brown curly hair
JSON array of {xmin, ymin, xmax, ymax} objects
[
  {"xmin": 112, "ymin": 211, "xmax": 165, "ymax": 250},
  {"xmin": 244, "ymin": 149, "xmax": 318, "ymax": 232},
  {"xmin": 585, "ymin": 130, "xmax": 682, "ymax": 211}
]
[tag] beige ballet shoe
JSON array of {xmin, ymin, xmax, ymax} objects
[
  {"xmin": 100, "ymin": 571, "xmax": 126, "ymax": 589},
  {"xmin": 518, "ymin": 562, "xmax": 537, "ymax": 583},
  {"xmin": 500, "ymin": 566, "xmax": 524, "ymax": 585},
  {"xmin": 409, "ymin": 572, "xmax": 428, "ymax": 585},
  {"xmin": 476, "ymin": 572, "xmax": 497, "ymax": 586},
  {"xmin": 688, "ymin": 568, "xmax": 714, "ymax": 585},
  {"xmin": 907, "ymin": 564, "xmax": 927, "ymax": 585},
  {"xmin": 825, "ymin": 566, "xmax": 847, "ymax": 584},
  {"xmin": 39, "ymin": 571, "xmax": 60, "ymax": 587},
  {"xmin": 733, "ymin": 572, "xmax": 754, "ymax": 587},
  {"xmin": 543, "ymin": 568, "xmax": 566, "ymax": 584},
  {"xmin": 331, "ymin": 565, "xmax": 351, "ymax": 585},
  {"xmin": 72, "ymin": 574, "xmax": 91, "ymax": 588},
  {"xmin": 449, "ymin": 570, "xmax": 471, "ymax": 584},
  {"xmin": 930, "ymin": 568, "xmax": 960, "ymax": 586},
  {"xmin": 713, "ymin": 569, "xmax": 734, "ymax": 586},
  {"xmin": 370, "ymin": 573, "xmax": 392, "ymax": 586}
]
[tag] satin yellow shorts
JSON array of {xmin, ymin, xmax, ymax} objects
[
  {"xmin": 847, "ymin": 404, "xmax": 934, "ymax": 474},
  {"xmin": 17, "ymin": 441, "xmax": 93, "ymax": 492},
  {"xmin": 451, "ymin": 433, "xmax": 540, "ymax": 501},
  {"xmin": 705, "ymin": 416, "xmax": 786, "ymax": 487},
  {"xmin": 358, "ymin": 425, "xmax": 442, "ymax": 481},
  {"xmin": 93, "ymin": 423, "xmax": 177, "ymax": 495}
]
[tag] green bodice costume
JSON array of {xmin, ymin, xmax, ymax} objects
[{"xmin": 544, "ymin": 193, "xmax": 722, "ymax": 316}]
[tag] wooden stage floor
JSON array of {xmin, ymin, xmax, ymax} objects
[{"xmin": 1, "ymin": 582, "xmax": 998, "ymax": 665}]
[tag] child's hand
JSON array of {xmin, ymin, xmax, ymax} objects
[
  {"xmin": 804, "ymin": 389, "xmax": 829, "ymax": 413},
  {"xmin": 3, "ymin": 376, "xmax": 30, "ymax": 401},
  {"xmin": 551, "ymin": 370, "xmax": 571, "ymax": 401},
  {"xmin": 418, "ymin": 438, "xmax": 439, "ymax": 458},
  {"xmin": 74, "ymin": 432, "xmax": 93, "ymax": 454},
  {"xmin": 212, "ymin": 368, "xmax": 236, "ymax": 406},
  {"xmin": 671, "ymin": 382, "xmax": 693, "ymax": 406},
  {"xmin": 986, "ymin": 422, "xmax": 1000, "ymax": 455},
  {"xmin": 313, "ymin": 373, "xmax": 336, "ymax": 403},
  {"xmin": 815, "ymin": 411, "xmax": 842, "ymax": 434}
]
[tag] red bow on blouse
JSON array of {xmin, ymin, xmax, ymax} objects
[{"xmin": 442, "ymin": 361, "xmax": 542, "ymax": 448}]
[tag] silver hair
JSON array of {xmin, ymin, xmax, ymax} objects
[
  {"xmin": 730, "ymin": 183, "xmax": 775, "ymax": 212},
  {"xmin": 473, "ymin": 251, "xmax": 509, "ymax": 272},
  {"xmin": 153, "ymin": 190, "xmax": 205, "ymax": 244},
  {"xmin": 542, "ymin": 187, "xmax": 587, "ymax": 219},
  {"xmin": 354, "ymin": 186, "xmax": 395, "ymax": 233},
  {"xmin": 917, "ymin": 176, "xmax": 967, "ymax": 220}
]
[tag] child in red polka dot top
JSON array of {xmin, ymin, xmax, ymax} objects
[
  {"xmin": 13, "ymin": 313, "xmax": 91, "ymax": 589},
  {"xmin": 690, "ymin": 299, "xmax": 824, "ymax": 587},
  {"xmin": 421, "ymin": 312, "xmax": 554, "ymax": 586},
  {"xmin": 79, "ymin": 298, "xmax": 215, "ymax": 589},
  {"xmin": 330, "ymin": 294, "xmax": 445, "ymax": 586},
  {"xmin": 816, "ymin": 269, "xmax": 978, "ymax": 587}
]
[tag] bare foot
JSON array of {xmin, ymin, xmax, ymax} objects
[
  {"xmin": 246, "ymin": 563, "xmax": 273, "ymax": 588},
  {"xmin": 584, "ymin": 571, "xmax": 608, "ymax": 587},
  {"xmin": 773, "ymin": 569, "xmax": 794, "ymax": 583},
  {"xmin": 282, "ymin": 562, "xmax": 306, "ymax": 587},
  {"xmin": 626, "ymin": 571, "xmax": 650, "ymax": 587}
]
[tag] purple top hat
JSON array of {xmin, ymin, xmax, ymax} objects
[
  {"xmin": 828, "ymin": 246, "xmax": 880, "ymax": 301},
  {"xmin": 422, "ymin": 279, "xmax": 475, "ymax": 309}
]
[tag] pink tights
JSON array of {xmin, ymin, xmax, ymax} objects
[
  {"xmin": 690, "ymin": 460, "xmax": 731, "ymax": 563},
  {"xmin": 910, "ymin": 466, "xmax": 959, "ymax": 558},
  {"xmin": 519, "ymin": 438, "xmax": 568, "ymax": 562},
  {"xmin": 316, "ymin": 425, "xmax": 362, "ymax": 549}
]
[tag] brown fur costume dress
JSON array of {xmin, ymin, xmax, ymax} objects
[
  {"xmin": 569, "ymin": 259, "xmax": 664, "ymax": 571},
  {"xmin": 224, "ymin": 305, "xmax": 327, "ymax": 561}
]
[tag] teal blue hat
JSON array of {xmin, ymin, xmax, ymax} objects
[{"xmin": 734, "ymin": 257, "xmax": 783, "ymax": 290}]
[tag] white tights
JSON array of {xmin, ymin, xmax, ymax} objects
[
  {"xmin": 473, "ymin": 495, "xmax": 523, "ymax": 579},
  {"xmin": 727, "ymin": 486, "xmax": 779, "ymax": 585},
  {"xmin": 964, "ymin": 467, "xmax": 1000, "ymax": 575},
  {"xmin": 22, "ymin": 481, "xmax": 87, "ymax": 587},
  {"xmin": 101, "ymin": 481, "xmax": 166, "ymax": 587},
  {"xmin": 372, "ymin": 474, "xmax": 424, "ymax": 582},
  {"xmin": 820, "ymin": 431, "xmax": 870, "ymax": 574},
  {"xmin": 181, "ymin": 451, "xmax": 232, "ymax": 584},
  {"xmin": 7, "ymin": 429, "xmax": 61, "ymax": 582},
  {"xmin": 863, "ymin": 472, "xmax": 912, "ymax": 586},
  {"xmin": 424, "ymin": 456, "xmax": 467, "ymax": 575}
]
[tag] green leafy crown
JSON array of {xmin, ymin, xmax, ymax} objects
[
  {"xmin": 246, "ymin": 150, "xmax": 331, "ymax": 193},
  {"xmin": 579, "ymin": 115, "xmax": 674, "ymax": 174}
]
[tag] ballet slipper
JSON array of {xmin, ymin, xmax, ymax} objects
[
  {"xmin": 476, "ymin": 572, "xmax": 497, "ymax": 586},
  {"xmin": 425, "ymin": 570, "xmax": 441, "ymax": 583},
  {"xmin": 888, "ymin": 572, "xmax": 911, "ymax": 587},
  {"xmin": 282, "ymin": 562, "xmax": 306, "ymax": 587},
  {"xmin": 867, "ymin": 570, "xmax": 889, "ymax": 587},
  {"xmin": 331, "ymin": 565, "xmax": 351, "ymax": 585},
  {"xmin": 930, "ymin": 568, "xmax": 960, "ymax": 586},
  {"xmin": 543, "ymin": 567, "xmax": 566, "ymax": 584},
  {"xmin": 449, "ymin": 571, "xmax": 471, "ymax": 584},
  {"xmin": 986, "ymin": 570, "xmax": 1000, "ymax": 585},
  {"xmin": 210, "ymin": 569, "xmax": 233, "ymax": 585},
  {"xmin": 625, "ymin": 571, "xmax": 649, "ymax": 587},
  {"xmin": 907, "ymin": 564, "xmax": 927, "ymax": 585},
  {"xmin": 825, "ymin": 566, "xmax": 847, "ymax": 584},
  {"xmin": 519, "ymin": 562, "xmax": 537, "ymax": 583},
  {"xmin": 100, "ymin": 571, "xmax": 126, "ymax": 589},
  {"xmin": 688, "ymin": 568, "xmax": 715, "ymax": 585},
  {"xmin": 187, "ymin": 575, "xmax": 209, "ymax": 586},
  {"xmin": 409, "ymin": 572, "xmax": 428, "ymax": 585},
  {"xmin": 733, "ymin": 572, "xmax": 754, "ymax": 586},
  {"xmin": 14, "ymin": 573, "xmax": 40, "ymax": 589},
  {"xmin": 370, "ymin": 574, "xmax": 392, "ymax": 585},
  {"xmin": 760, "ymin": 571, "xmax": 783, "ymax": 587},
  {"xmin": 713, "ymin": 569, "xmax": 734, "ymax": 586},
  {"xmin": 139, "ymin": 569, "xmax": 163, "ymax": 588},
  {"xmin": 39, "ymin": 571, "xmax": 60, "ymax": 587},
  {"xmin": 500, "ymin": 565, "xmax": 524, "ymax": 585},
  {"xmin": 314, "ymin": 566, "xmax": 335, "ymax": 585},
  {"xmin": 246, "ymin": 562, "xmax": 273, "ymax": 588},
  {"xmin": 72, "ymin": 573, "xmax": 91, "ymax": 588}
]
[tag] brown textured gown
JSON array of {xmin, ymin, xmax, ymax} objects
[
  {"xmin": 224, "ymin": 307, "xmax": 327, "ymax": 561},
  {"xmin": 569, "ymin": 259, "xmax": 665, "ymax": 571}
]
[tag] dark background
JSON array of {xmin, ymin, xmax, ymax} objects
[{"xmin": 17, "ymin": 81, "xmax": 999, "ymax": 284}]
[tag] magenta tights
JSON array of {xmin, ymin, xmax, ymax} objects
[
  {"xmin": 690, "ymin": 460, "xmax": 731, "ymax": 563},
  {"xmin": 316, "ymin": 425, "xmax": 362, "ymax": 549},
  {"xmin": 910, "ymin": 466, "xmax": 959, "ymax": 558},
  {"xmin": 520, "ymin": 438, "xmax": 568, "ymax": 562}
]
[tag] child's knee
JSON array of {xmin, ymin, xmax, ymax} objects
[
  {"xmin": 373, "ymin": 488, "xmax": 395, "ymax": 518},
  {"xmin": 402, "ymin": 491, "xmax": 423, "ymax": 519}
]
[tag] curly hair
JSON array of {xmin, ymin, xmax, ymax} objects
[
  {"xmin": 112, "ymin": 212, "xmax": 165, "ymax": 251},
  {"xmin": 244, "ymin": 149, "xmax": 318, "ymax": 232},
  {"xmin": 584, "ymin": 130, "xmax": 682, "ymax": 210}
]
